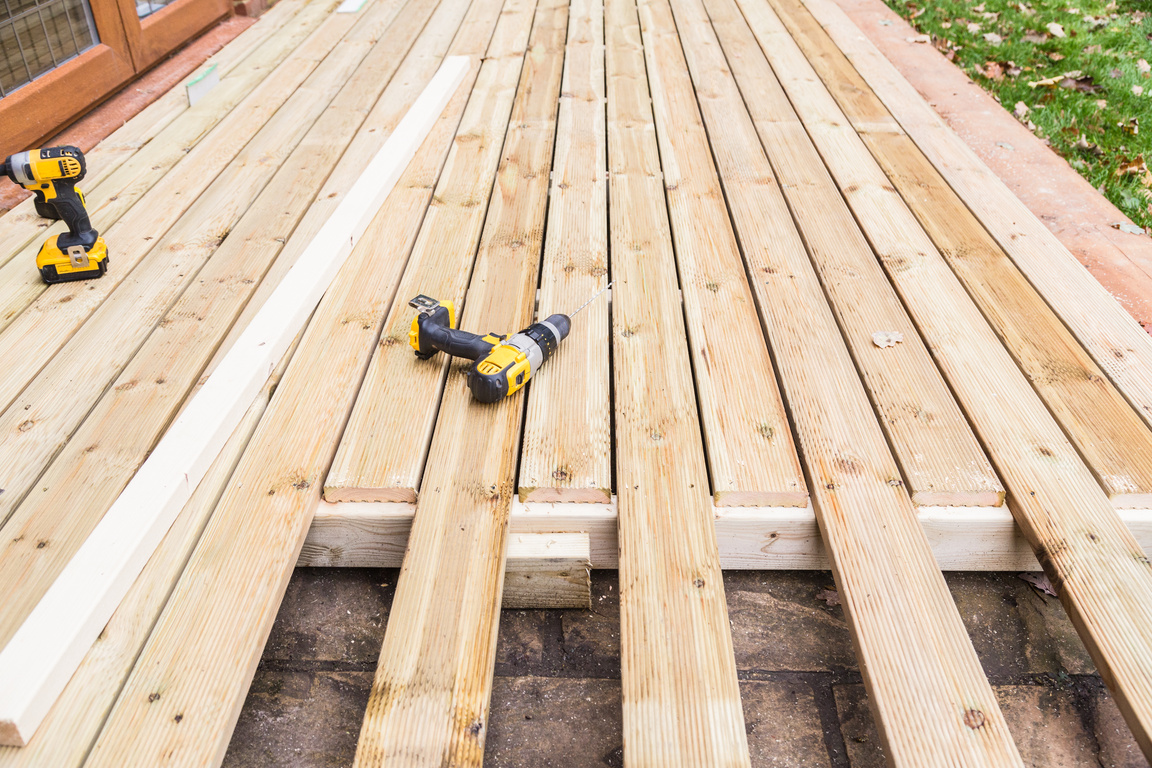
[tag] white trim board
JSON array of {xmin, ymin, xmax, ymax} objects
[
  {"xmin": 300, "ymin": 497, "xmax": 1152, "ymax": 572},
  {"xmin": 0, "ymin": 57, "xmax": 470, "ymax": 749}
]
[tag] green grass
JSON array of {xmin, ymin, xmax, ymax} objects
[{"xmin": 883, "ymin": 0, "xmax": 1152, "ymax": 231}]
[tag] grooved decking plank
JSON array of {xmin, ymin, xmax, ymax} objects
[
  {"xmin": 517, "ymin": 0, "xmax": 611, "ymax": 503},
  {"xmin": 635, "ymin": 0, "xmax": 803, "ymax": 508},
  {"xmin": 352, "ymin": 2, "xmax": 563, "ymax": 763},
  {"xmin": 762, "ymin": 0, "xmax": 1152, "ymax": 756},
  {"xmin": 0, "ymin": 0, "xmax": 437, "ymax": 655},
  {"xmin": 323, "ymin": 0, "xmax": 539, "ymax": 505},
  {"xmin": 799, "ymin": 0, "xmax": 1152, "ymax": 435},
  {"xmin": 0, "ymin": 0, "xmax": 314, "ymax": 271},
  {"xmin": 696, "ymin": 0, "xmax": 1000, "ymax": 507},
  {"xmin": 0, "ymin": 339, "xmax": 295, "ymax": 767},
  {"xmin": 0, "ymin": 0, "xmax": 342, "ymax": 333},
  {"xmin": 656, "ymin": 0, "xmax": 1024, "ymax": 761},
  {"xmin": 767, "ymin": 13, "xmax": 1152, "ymax": 508},
  {"xmin": 78, "ymin": 4, "xmax": 506, "ymax": 764},
  {"xmin": 606, "ymin": 0, "xmax": 749, "ymax": 762}
]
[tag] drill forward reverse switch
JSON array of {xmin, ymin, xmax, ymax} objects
[{"xmin": 1, "ymin": 146, "xmax": 109, "ymax": 283}]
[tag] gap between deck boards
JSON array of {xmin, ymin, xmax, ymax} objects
[{"xmin": 301, "ymin": 499, "xmax": 1152, "ymax": 571}]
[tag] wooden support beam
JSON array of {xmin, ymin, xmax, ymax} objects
[
  {"xmin": 80, "ymin": 0, "xmax": 505, "ymax": 760},
  {"xmin": 0, "ymin": 0, "xmax": 408, "ymax": 654},
  {"xmin": 649, "ymin": 0, "xmax": 1023, "ymax": 760},
  {"xmin": 0, "ymin": 0, "xmax": 314, "ymax": 270},
  {"xmin": 798, "ymin": 0, "xmax": 1152, "ymax": 435},
  {"xmin": 0, "ymin": 56, "xmax": 467, "ymax": 752},
  {"xmin": 758, "ymin": 0, "xmax": 1152, "ymax": 756},
  {"xmin": 0, "ymin": 339, "xmax": 295, "ymax": 768},
  {"xmin": 351, "ymin": 0, "xmax": 564, "ymax": 763},
  {"xmin": 698, "ymin": 0, "xmax": 1001, "ymax": 507},
  {"xmin": 0, "ymin": 0, "xmax": 342, "ymax": 334},
  {"xmin": 302, "ymin": 500, "xmax": 1152, "ymax": 571},
  {"xmin": 501, "ymin": 533, "xmax": 592, "ymax": 610},
  {"xmin": 517, "ymin": 0, "xmax": 611, "ymax": 503},
  {"xmin": 605, "ymin": 0, "xmax": 750, "ymax": 762}
]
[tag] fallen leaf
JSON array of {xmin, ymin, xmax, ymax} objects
[
  {"xmin": 1113, "ymin": 222, "xmax": 1146, "ymax": 234},
  {"xmin": 1118, "ymin": 118, "xmax": 1140, "ymax": 136},
  {"xmin": 967, "ymin": 21, "xmax": 982, "ymax": 33},
  {"xmin": 907, "ymin": 34, "xmax": 931, "ymax": 43},
  {"xmin": 941, "ymin": 20, "xmax": 952, "ymax": 28},
  {"xmin": 1022, "ymin": 31, "xmax": 1048, "ymax": 42},
  {"xmin": 1083, "ymin": 44, "xmax": 1102, "ymax": 54},
  {"xmin": 973, "ymin": 2, "xmax": 985, "ymax": 11},
  {"xmin": 984, "ymin": 32, "xmax": 1003, "ymax": 44},
  {"xmin": 816, "ymin": 588, "xmax": 841, "ymax": 607},
  {"xmin": 1047, "ymin": 21, "xmax": 1066, "ymax": 36},
  {"xmin": 1014, "ymin": 100, "xmax": 1030, "ymax": 118},
  {"xmin": 1006, "ymin": 62, "xmax": 1022, "ymax": 76},
  {"xmin": 1140, "ymin": 59, "xmax": 1151, "ymax": 74},
  {"xmin": 1116, "ymin": 155, "xmax": 1146, "ymax": 176},
  {"xmin": 910, "ymin": 6, "xmax": 925, "ymax": 18},
  {"xmin": 1017, "ymin": 1, "xmax": 1035, "ymax": 13},
  {"xmin": 1048, "ymin": 51, "xmax": 1066, "ymax": 61},
  {"xmin": 977, "ymin": 61, "xmax": 1005, "ymax": 79},
  {"xmin": 1018, "ymin": 572, "xmax": 1057, "ymax": 596},
  {"xmin": 1135, "ymin": 85, "xmax": 1146, "ymax": 96},
  {"xmin": 1074, "ymin": 134, "xmax": 1103, "ymax": 155},
  {"xmin": 1062, "ymin": 74, "xmax": 1102, "ymax": 93},
  {"xmin": 1110, "ymin": 68, "xmax": 1123, "ymax": 78},
  {"xmin": 1096, "ymin": 98, "xmax": 1108, "ymax": 107},
  {"xmin": 872, "ymin": 331, "xmax": 904, "ymax": 348}
]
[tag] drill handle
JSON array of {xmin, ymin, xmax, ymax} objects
[
  {"xmin": 46, "ymin": 184, "xmax": 94, "ymax": 239},
  {"xmin": 411, "ymin": 302, "xmax": 501, "ymax": 361}
]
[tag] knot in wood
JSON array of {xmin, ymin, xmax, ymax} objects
[{"xmin": 963, "ymin": 709, "xmax": 985, "ymax": 729}]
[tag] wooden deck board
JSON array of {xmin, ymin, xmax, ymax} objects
[
  {"xmin": 1, "ymin": 0, "xmax": 1152, "ymax": 759},
  {"xmin": 606, "ymin": 0, "xmax": 749, "ymax": 760},
  {"xmin": 80, "ymin": 0, "xmax": 503, "ymax": 758},
  {"xmin": 765, "ymin": 0, "xmax": 1152, "ymax": 755},
  {"xmin": 517, "ymin": 0, "xmax": 611, "ymax": 504},
  {"xmin": 351, "ymin": 1, "xmax": 562, "ymax": 760}
]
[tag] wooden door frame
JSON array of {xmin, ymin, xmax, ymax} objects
[{"xmin": 0, "ymin": 0, "xmax": 231, "ymax": 159}]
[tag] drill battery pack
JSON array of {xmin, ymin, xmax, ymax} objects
[{"xmin": 36, "ymin": 234, "xmax": 109, "ymax": 284}]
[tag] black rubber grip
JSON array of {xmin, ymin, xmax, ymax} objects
[{"xmin": 415, "ymin": 307, "xmax": 498, "ymax": 361}]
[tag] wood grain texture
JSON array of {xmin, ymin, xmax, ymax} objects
[
  {"xmin": 350, "ymin": 0, "xmax": 563, "ymax": 763},
  {"xmin": 79, "ymin": 1, "xmax": 507, "ymax": 762},
  {"xmin": 0, "ymin": 0, "xmax": 432, "ymax": 660},
  {"xmin": 606, "ymin": 0, "xmax": 749, "ymax": 761},
  {"xmin": 502, "ymin": 533, "xmax": 592, "ymax": 609},
  {"xmin": 0, "ymin": 0, "xmax": 403, "ymax": 661},
  {"xmin": 762, "ymin": 0, "xmax": 1152, "ymax": 756},
  {"xmin": 0, "ymin": 0, "xmax": 315, "ymax": 271},
  {"xmin": 698, "ymin": 0, "xmax": 1001, "ymax": 507},
  {"xmin": 0, "ymin": 0, "xmax": 342, "ymax": 336},
  {"xmin": 0, "ymin": 0, "xmax": 367, "ymax": 486},
  {"xmin": 865, "ymin": 118, "xmax": 1152, "ymax": 507},
  {"xmin": 517, "ymin": 0, "xmax": 611, "ymax": 503},
  {"xmin": 798, "ymin": 0, "xmax": 1152, "ymax": 437},
  {"xmin": 0, "ymin": 339, "xmax": 294, "ymax": 767},
  {"xmin": 633, "ymin": 0, "xmax": 803, "ymax": 509},
  {"xmin": 666, "ymin": 0, "xmax": 1026, "ymax": 761},
  {"xmin": 323, "ymin": 0, "xmax": 542, "ymax": 505}
]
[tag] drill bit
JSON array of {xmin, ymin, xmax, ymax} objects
[{"xmin": 567, "ymin": 281, "xmax": 613, "ymax": 319}]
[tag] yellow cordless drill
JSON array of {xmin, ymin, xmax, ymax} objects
[
  {"xmin": 1, "ymin": 146, "xmax": 109, "ymax": 283},
  {"xmin": 407, "ymin": 283, "xmax": 610, "ymax": 403}
]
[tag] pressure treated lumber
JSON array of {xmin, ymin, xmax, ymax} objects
[
  {"xmin": 801, "ymin": 0, "xmax": 1152, "ymax": 436},
  {"xmin": 606, "ymin": 0, "xmax": 749, "ymax": 761},
  {"xmin": 695, "ymin": 0, "xmax": 1000, "ymax": 507},
  {"xmin": 0, "ymin": 0, "xmax": 437, "ymax": 661},
  {"xmin": 517, "ymin": 0, "xmax": 611, "ymax": 503},
  {"xmin": 323, "ymin": 0, "xmax": 542, "ymax": 504},
  {"xmin": 769, "ymin": 30, "xmax": 1152, "ymax": 506},
  {"xmin": 0, "ymin": 0, "xmax": 365, "ymax": 436},
  {"xmin": 616, "ymin": 0, "xmax": 803, "ymax": 509},
  {"xmin": 0, "ymin": 0, "xmax": 342, "ymax": 333},
  {"xmin": 0, "ymin": 30, "xmax": 459, "ymax": 753},
  {"xmin": 351, "ymin": 1, "xmax": 562, "ymax": 763},
  {"xmin": 0, "ymin": 0, "xmax": 314, "ymax": 270},
  {"xmin": 760, "ymin": 0, "xmax": 1152, "ymax": 755},
  {"xmin": 81, "ymin": 4, "xmax": 505, "ymax": 763},
  {"xmin": 642, "ymin": 0, "xmax": 1023, "ymax": 760},
  {"xmin": 502, "ymin": 533, "xmax": 592, "ymax": 609},
  {"xmin": 0, "ymin": 340, "xmax": 294, "ymax": 768},
  {"xmin": 301, "ymin": 500, "xmax": 1152, "ymax": 571},
  {"xmin": 0, "ymin": 0, "xmax": 398, "ymax": 564}
]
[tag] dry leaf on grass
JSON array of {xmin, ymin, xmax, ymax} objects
[
  {"xmin": 1139, "ymin": 59, "xmax": 1151, "ymax": 74},
  {"xmin": 1022, "ymin": 31, "xmax": 1048, "ymax": 42},
  {"xmin": 1014, "ymin": 100, "xmax": 1030, "ymax": 118},
  {"xmin": 1047, "ymin": 20, "xmax": 1066, "ymax": 36},
  {"xmin": 984, "ymin": 32, "xmax": 1003, "ymax": 44}
]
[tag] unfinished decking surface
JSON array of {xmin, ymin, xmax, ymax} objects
[{"xmin": 2, "ymin": 0, "xmax": 1152, "ymax": 763}]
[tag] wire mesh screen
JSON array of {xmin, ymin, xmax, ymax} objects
[{"xmin": 0, "ymin": 0, "xmax": 99, "ymax": 96}]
